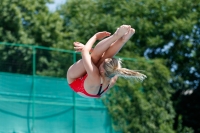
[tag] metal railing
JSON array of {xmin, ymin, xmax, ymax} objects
[{"xmin": 0, "ymin": 42, "xmax": 119, "ymax": 133}]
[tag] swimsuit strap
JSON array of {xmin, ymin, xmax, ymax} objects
[
  {"xmin": 97, "ymin": 76, "xmax": 110, "ymax": 96},
  {"xmin": 97, "ymin": 84, "xmax": 110, "ymax": 96},
  {"xmin": 97, "ymin": 77, "xmax": 103, "ymax": 95},
  {"xmin": 97, "ymin": 84, "xmax": 103, "ymax": 95}
]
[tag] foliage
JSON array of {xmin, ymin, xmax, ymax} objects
[
  {"xmin": 0, "ymin": 0, "xmax": 68, "ymax": 76},
  {"xmin": 60, "ymin": 0, "xmax": 199, "ymax": 132},
  {"xmin": 103, "ymin": 58, "xmax": 176, "ymax": 133},
  {"xmin": 0, "ymin": 0, "xmax": 199, "ymax": 132}
]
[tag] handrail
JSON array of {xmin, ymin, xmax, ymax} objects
[
  {"xmin": 0, "ymin": 42, "xmax": 142, "ymax": 62},
  {"xmin": 0, "ymin": 42, "xmax": 75, "ymax": 53}
]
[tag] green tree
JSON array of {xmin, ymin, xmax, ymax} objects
[
  {"xmin": 0, "ymin": 0, "xmax": 199, "ymax": 132},
  {"xmin": 60, "ymin": 0, "xmax": 199, "ymax": 132},
  {"xmin": 103, "ymin": 58, "xmax": 176, "ymax": 133},
  {"xmin": 0, "ymin": 0, "xmax": 69, "ymax": 77}
]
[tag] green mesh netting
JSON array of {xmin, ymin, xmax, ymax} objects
[
  {"xmin": 0, "ymin": 72, "xmax": 113, "ymax": 133},
  {"xmin": 0, "ymin": 43, "xmax": 117, "ymax": 133}
]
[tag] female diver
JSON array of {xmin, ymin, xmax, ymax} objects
[{"xmin": 67, "ymin": 25, "xmax": 147, "ymax": 98}]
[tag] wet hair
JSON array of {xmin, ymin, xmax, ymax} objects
[{"xmin": 103, "ymin": 58, "xmax": 147, "ymax": 81}]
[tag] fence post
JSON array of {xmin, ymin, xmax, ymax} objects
[
  {"xmin": 73, "ymin": 52, "xmax": 77, "ymax": 133},
  {"xmin": 31, "ymin": 46, "xmax": 36, "ymax": 132}
]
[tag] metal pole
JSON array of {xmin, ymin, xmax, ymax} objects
[
  {"xmin": 73, "ymin": 52, "xmax": 76, "ymax": 133},
  {"xmin": 32, "ymin": 47, "xmax": 36, "ymax": 132}
]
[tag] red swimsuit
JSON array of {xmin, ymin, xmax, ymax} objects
[{"xmin": 69, "ymin": 74, "xmax": 109, "ymax": 98}]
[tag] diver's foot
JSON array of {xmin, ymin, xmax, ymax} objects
[
  {"xmin": 114, "ymin": 25, "xmax": 131, "ymax": 38},
  {"xmin": 121, "ymin": 28, "xmax": 135, "ymax": 42}
]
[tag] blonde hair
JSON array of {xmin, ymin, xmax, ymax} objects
[{"xmin": 103, "ymin": 58, "xmax": 147, "ymax": 81}]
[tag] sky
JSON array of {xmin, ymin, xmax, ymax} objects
[{"xmin": 47, "ymin": 0, "xmax": 66, "ymax": 12}]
